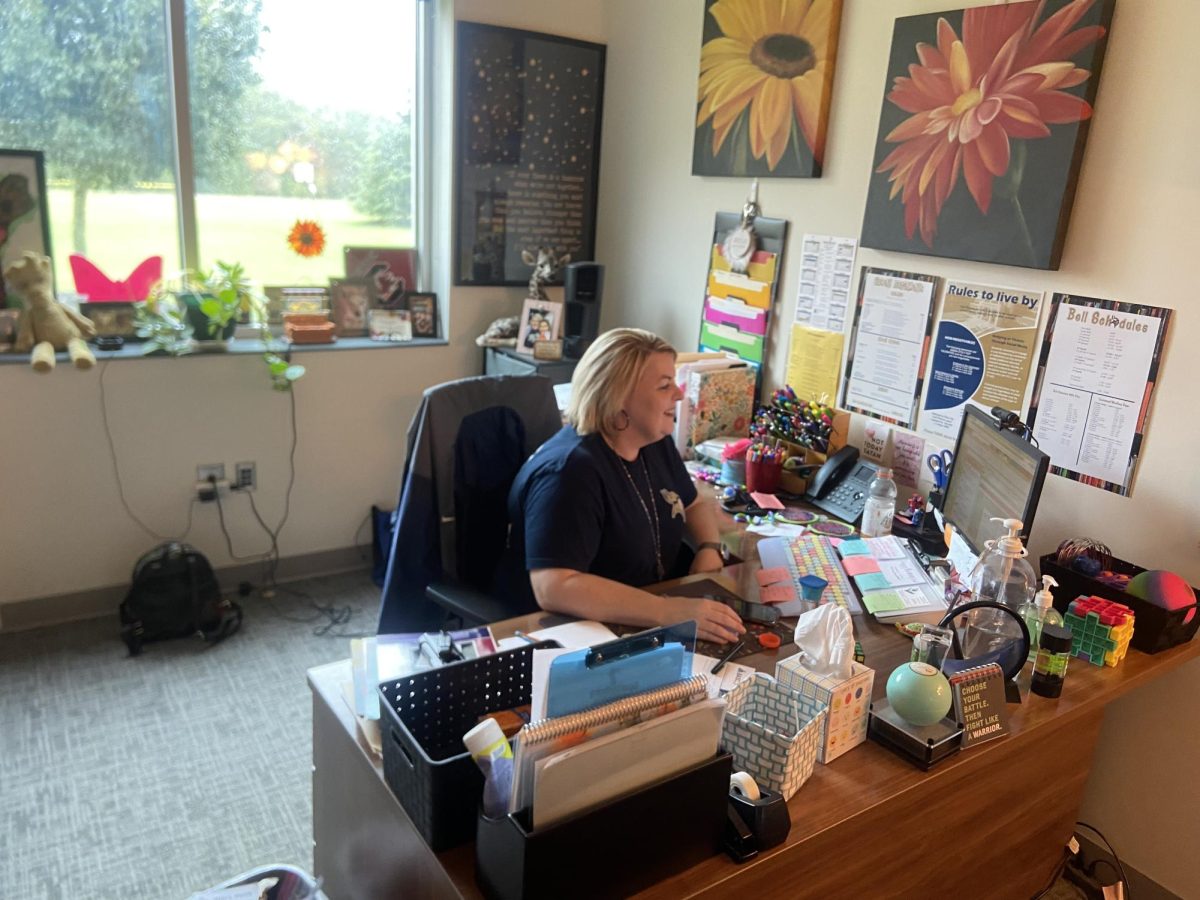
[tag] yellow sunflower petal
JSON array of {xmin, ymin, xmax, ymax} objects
[
  {"xmin": 797, "ymin": 0, "xmax": 834, "ymax": 55},
  {"xmin": 791, "ymin": 67, "xmax": 825, "ymax": 154},
  {"xmin": 750, "ymin": 77, "xmax": 792, "ymax": 168},
  {"xmin": 709, "ymin": 0, "xmax": 759, "ymax": 45},
  {"xmin": 708, "ymin": 63, "xmax": 768, "ymax": 111},
  {"xmin": 779, "ymin": 0, "xmax": 812, "ymax": 35},
  {"xmin": 699, "ymin": 36, "xmax": 751, "ymax": 73}
]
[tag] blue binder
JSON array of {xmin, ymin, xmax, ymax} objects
[{"xmin": 544, "ymin": 622, "xmax": 697, "ymax": 718}]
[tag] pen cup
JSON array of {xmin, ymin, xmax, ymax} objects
[
  {"xmin": 910, "ymin": 624, "xmax": 953, "ymax": 670},
  {"xmin": 745, "ymin": 452, "xmax": 783, "ymax": 494}
]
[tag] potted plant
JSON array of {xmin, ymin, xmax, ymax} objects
[{"xmin": 135, "ymin": 261, "xmax": 305, "ymax": 391}]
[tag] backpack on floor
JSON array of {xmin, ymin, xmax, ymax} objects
[{"xmin": 119, "ymin": 542, "xmax": 242, "ymax": 656}]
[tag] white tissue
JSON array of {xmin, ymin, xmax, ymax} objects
[{"xmin": 792, "ymin": 604, "xmax": 854, "ymax": 682}]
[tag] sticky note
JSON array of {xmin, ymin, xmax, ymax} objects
[
  {"xmin": 756, "ymin": 566, "xmax": 791, "ymax": 587},
  {"xmin": 838, "ymin": 539, "xmax": 871, "ymax": 557},
  {"xmin": 853, "ymin": 572, "xmax": 890, "ymax": 592},
  {"xmin": 862, "ymin": 590, "xmax": 905, "ymax": 614},
  {"xmin": 842, "ymin": 556, "xmax": 882, "ymax": 577},
  {"xmin": 761, "ymin": 583, "xmax": 798, "ymax": 605},
  {"xmin": 750, "ymin": 492, "xmax": 784, "ymax": 510}
]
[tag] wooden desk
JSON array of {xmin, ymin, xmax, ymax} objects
[{"xmin": 309, "ymin": 568, "xmax": 1199, "ymax": 899}]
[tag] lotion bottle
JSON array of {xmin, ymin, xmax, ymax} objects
[{"xmin": 1019, "ymin": 575, "xmax": 1064, "ymax": 663}]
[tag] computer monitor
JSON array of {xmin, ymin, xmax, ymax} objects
[{"xmin": 941, "ymin": 405, "xmax": 1050, "ymax": 554}]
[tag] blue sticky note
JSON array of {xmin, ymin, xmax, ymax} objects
[
  {"xmin": 854, "ymin": 572, "xmax": 891, "ymax": 592},
  {"xmin": 838, "ymin": 539, "xmax": 871, "ymax": 557}
]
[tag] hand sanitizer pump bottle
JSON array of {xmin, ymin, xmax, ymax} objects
[
  {"xmin": 962, "ymin": 518, "xmax": 1038, "ymax": 658},
  {"xmin": 1019, "ymin": 575, "xmax": 1064, "ymax": 663}
]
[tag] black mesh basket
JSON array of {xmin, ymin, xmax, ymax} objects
[{"xmin": 379, "ymin": 642, "xmax": 554, "ymax": 851}]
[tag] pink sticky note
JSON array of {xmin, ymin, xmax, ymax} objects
[
  {"xmin": 749, "ymin": 492, "xmax": 784, "ymax": 509},
  {"xmin": 761, "ymin": 583, "xmax": 798, "ymax": 604},
  {"xmin": 841, "ymin": 556, "xmax": 882, "ymax": 577},
  {"xmin": 756, "ymin": 566, "xmax": 791, "ymax": 587}
]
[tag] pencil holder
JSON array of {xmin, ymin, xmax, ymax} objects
[{"xmin": 744, "ymin": 452, "xmax": 783, "ymax": 494}]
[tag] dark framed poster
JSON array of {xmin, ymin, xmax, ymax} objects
[{"xmin": 454, "ymin": 22, "xmax": 605, "ymax": 286}]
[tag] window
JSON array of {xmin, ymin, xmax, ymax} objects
[{"xmin": 0, "ymin": 0, "xmax": 424, "ymax": 294}]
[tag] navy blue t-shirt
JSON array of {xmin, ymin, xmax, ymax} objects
[{"xmin": 498, "ymin": 426, "xmax": 698, "ymax": 610}]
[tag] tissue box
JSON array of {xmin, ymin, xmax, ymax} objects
[{"xmin": 775, "ymin": 655, "xmax": 874, "ymax": 764}]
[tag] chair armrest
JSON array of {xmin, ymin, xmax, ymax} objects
[{"xmin": 425, "ymin": 580, "xmax": 513, "ymax": 627}]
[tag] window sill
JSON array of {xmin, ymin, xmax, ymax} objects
[{"xmin": 0, "ymin": 335, "xmax": 450, "ymax": 365}]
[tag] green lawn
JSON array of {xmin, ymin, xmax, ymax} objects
[{"xmin": 46, "ymin": 188, "xmax": 414, "ymax": 291}]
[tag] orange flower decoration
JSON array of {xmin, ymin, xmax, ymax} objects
[
  {"xmin": 287, "ymin": 219, "xmax": 326, "ymax": 257},
  {"xmin": 876, "ymin": 0, "xmax": 1105, "ymax": 247}
]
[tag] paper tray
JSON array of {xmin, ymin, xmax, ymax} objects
[{"xmin": 475, "ymin": 752, "xmax": 732, "ymax": 900}]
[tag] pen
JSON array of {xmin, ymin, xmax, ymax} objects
[
  {"xmin": 512, "ymin": 630, "xmax": 538, "ymax": 645},
  {"xmin": 710, "ymin": 641, "xmax": 745, "ymax": 674}
]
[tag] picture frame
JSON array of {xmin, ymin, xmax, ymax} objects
[
  {"xmin": 281, "ymin": 287, "xmax": 330, "ymax": 316},
  {"xmin": 81, "ymin": 301, "xmax": 140, "ymax": 340},
  {"xmin": 516, "ymin": 298, "xmax": 563, "ymax": 355},
  {"xmin": 368, "ymin": 308, "xmax": 413, "ymax": 342},
  {"xmin": 328, "ymin": 278, "xmax": 371, "ymax": 337},
  {"xmin": 406, "ymin": 292, "xmax": 438, "ymax": 338},
  {"xmin": 0, "ymin": 149, "xmax": 53, "ymax": 307},
  {"xmin": 692, "ymin": 0, "xmax": 845, "ymax": 178},
  {"xmin": 454, "ymin": 23, "xmax": 606, "ymax": 286},
  {"xmin": 860, "ymin": 1, "xmax": 1115, "ymax": 269},
  {"xmin": 343, "ymin": 247, "xmax": 416, "ymax": 309}
]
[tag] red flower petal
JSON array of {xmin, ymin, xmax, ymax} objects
[{"xmin": 962, "ymin": 143, "xmax": 993, "ymax": 214}]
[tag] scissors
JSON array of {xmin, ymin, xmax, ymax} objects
[{"xmin": 926, "ymin": 449, "xmax": 954, "ymax": 490}]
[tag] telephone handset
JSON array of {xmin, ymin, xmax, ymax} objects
[{"xmin": 804, "ymin": 446, "xmax": 880, "ymax": 524}]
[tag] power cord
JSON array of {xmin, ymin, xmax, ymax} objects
[
  {"xmin": 98, "ymin": 354, "xmax": 199, "ymax": 543},
  {"xmin": 1076, "ymin": 821, "xmax": 1130, "ymax": 899}
]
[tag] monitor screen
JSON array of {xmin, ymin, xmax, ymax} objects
[{"xmin": 942, "ymin": 406, "xmax": 1050, "ymax": 554}]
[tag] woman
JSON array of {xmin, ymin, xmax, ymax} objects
[{"xmin": 500, "ymin": 328, "xmax": 745, "ymax": 644}]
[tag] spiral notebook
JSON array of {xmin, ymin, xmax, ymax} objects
[{"xmin": 509, "ymin": 673, "xmax": 716, "ymax": 823}]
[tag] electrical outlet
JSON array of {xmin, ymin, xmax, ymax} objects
[
  {"xmin": 197, "ymin": 463, "xmax": 225, "ymax": 483},
  {"xmin": 234, "ymin": 461, "xmax": 256, "ymax": 491}
]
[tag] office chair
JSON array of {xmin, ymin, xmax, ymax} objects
[{"xmin": 377, "ymin": 374, "xmax": 563, "ymax": 633}]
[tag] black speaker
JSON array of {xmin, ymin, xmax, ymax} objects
[{"xmin": 563, "ymin": 261, "xmax": 604, "ymax": 359}]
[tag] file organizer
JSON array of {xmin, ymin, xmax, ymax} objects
[
  {"xmin": 475, "ymin": 752, "xmax": 733, "ymax": 900},
  {"xmin": 378, "ymin": 641, "xmax": 556, "ymax": 851}
]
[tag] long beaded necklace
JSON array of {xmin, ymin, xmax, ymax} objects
[{"xmin": 619, "ymin": 454, "xmax": 664, "ymax": 580}]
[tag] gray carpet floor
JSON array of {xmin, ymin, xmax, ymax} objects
[{"xmin": 0, "ymin": 569, "xmax": 380, "ymax": 900}]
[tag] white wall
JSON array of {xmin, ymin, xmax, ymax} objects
[{"xmin": 595, "ymin": 0, "xmax": 1199, "ymax": 892}]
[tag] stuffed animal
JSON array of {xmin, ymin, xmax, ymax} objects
[
  {"xmin": 6, "ymin": 251, "xmax": 96, "ymax": 372},
  {"xmin": 475, "ymin": 315, "xmax": 520, "ymax": 348},
  {"xmin": 520, "ymin": 247, "xmax": 571, "ymax": 301}
]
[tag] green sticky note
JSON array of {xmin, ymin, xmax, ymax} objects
[
  {"xmin": 862, "ymin": 590, "xmax": 905, "ymax": 613},
  {"xmin": 838, "ymin": 539, "xmax": 871, "ymax": 557},
  {"xmin": 854, "ymin": 572, "xmax": 890, "ymax": 592}
]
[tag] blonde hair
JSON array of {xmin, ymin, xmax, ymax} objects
[{"xmin": 567, "ymin": 328, "xmax": 676, "ymax": 436}]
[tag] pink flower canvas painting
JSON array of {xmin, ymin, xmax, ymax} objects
[{"xmin": 861, "ymin": 0, "xmax": 1114, "ymax": 269}]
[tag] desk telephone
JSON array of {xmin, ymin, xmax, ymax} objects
[{"xmin": 804, "ymin": 446, "xmax": 880, "ymax": 524}]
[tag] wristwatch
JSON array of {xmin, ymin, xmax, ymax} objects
[{"xmin": 697, "ymin": 541, "xmax": 728, "ymax": 562}]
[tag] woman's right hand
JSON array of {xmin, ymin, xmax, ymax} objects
[{"xmin": 662, "ymin": 596, "xmax": 746, "ymax": 644}]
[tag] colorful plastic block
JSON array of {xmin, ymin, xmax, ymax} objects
[{"xmin": 1064, "ymin": 595, "xmax": 1135, "ymax": 667}]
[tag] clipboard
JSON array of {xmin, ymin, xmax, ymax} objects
[{"xmin": 545, "ymin": 622, "xmax": 697, "ymax": 718}]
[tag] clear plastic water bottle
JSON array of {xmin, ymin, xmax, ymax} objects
[{"xmin": 861, "ymin": 467, "xmax": 897, "ymax": 538}]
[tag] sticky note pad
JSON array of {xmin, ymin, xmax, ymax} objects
[
  {"xmin": 862, "ymin": 590, "xmax": 905, "ymax": 614},
  {"xmin": 842, "ymin": 556, "xmax": 882, "ymax": 577},
  {"xmin": 838, "ymin": 539, "xmax": 871, "ymax": 557},
  {"xmin": 854, "ymin": 572, "xmax": 891, "ymax": 592},
  {"xmin": 750, "ymin": 492, "xmax": 784, "ymax": 510},
  {"xmin": 756, "ymin": 566, "xmax": 791, "ymax": 587},
  {"xmin": 761, "ymin": 583, "xmax": 798, "ymax": 604}
]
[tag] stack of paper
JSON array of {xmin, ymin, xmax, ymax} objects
[{"xmin": 836, "ymin": 536, "xmax": 946, "ymax": 619}]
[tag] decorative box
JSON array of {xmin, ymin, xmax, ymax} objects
[
  {"xmin": 721, "ymin": 673, "xmax": 827, "ymax": 800},
  {"xmin": 775, "ymin": 654, "xmax": 874, "ymax": 763},
  {"xmin": 682, "ymin": 365, "xmax": 757, "ymax": 458}
]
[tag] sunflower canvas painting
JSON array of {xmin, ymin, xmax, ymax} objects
[
  {"xmin": 861, "ymin": 0, "xmax": 1114, "ymax": 269},
  {"xmin": 693, "ymin": 0, "xmax": 843, "ymax": 178}
]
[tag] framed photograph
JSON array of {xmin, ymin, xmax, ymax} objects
[
  {"xmin": 406, "ymin": 292, "xmax": 438, "ymax": 338},
  {"xmin": 81, "ymin": 302, "xmax": 140, "ymax": 339},
  {"xmin": 692, "ymin": 0, "xmax": 844, "ymax": 178},
  {"xmin": 516, "ymin": 298, "xmax": 563, "ymax": 355},
  {"xmin": 454, "ymin": 23, "xmax": 605, "ymax": 285},
  {"xmin": 860, "ymin": 0, "xmax": 1115, "ymax": 269},
  {"xmin": 368, "ymin": 309, "xmax": 413, "ymax": 342},
  {"xmin": 0, "ymin": 149, "xmax": 52, "ymax": 307},
  {"xmin": 281, "ymin": 287, "xmax": 329, "ymax": 316},
  {"xmin": 328, "ymin": 278, "xmax": 371, "ymax": 337},
  {"xmin": 343, "ymin": 247, "xmax": 416, "ymax": 309}
]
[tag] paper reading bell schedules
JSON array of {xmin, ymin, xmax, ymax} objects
[
  {"xmin": 1027, "ymin": 294, "xmax": 1172, "ymax": 496},
  {"xmin": 793, "ymin": 234, "xmax": 857, "ymax": 334}
]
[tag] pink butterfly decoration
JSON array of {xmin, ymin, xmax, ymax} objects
[{"xmin": 70, "ymin": 255, "xmax": 163, "ymax": 301}]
